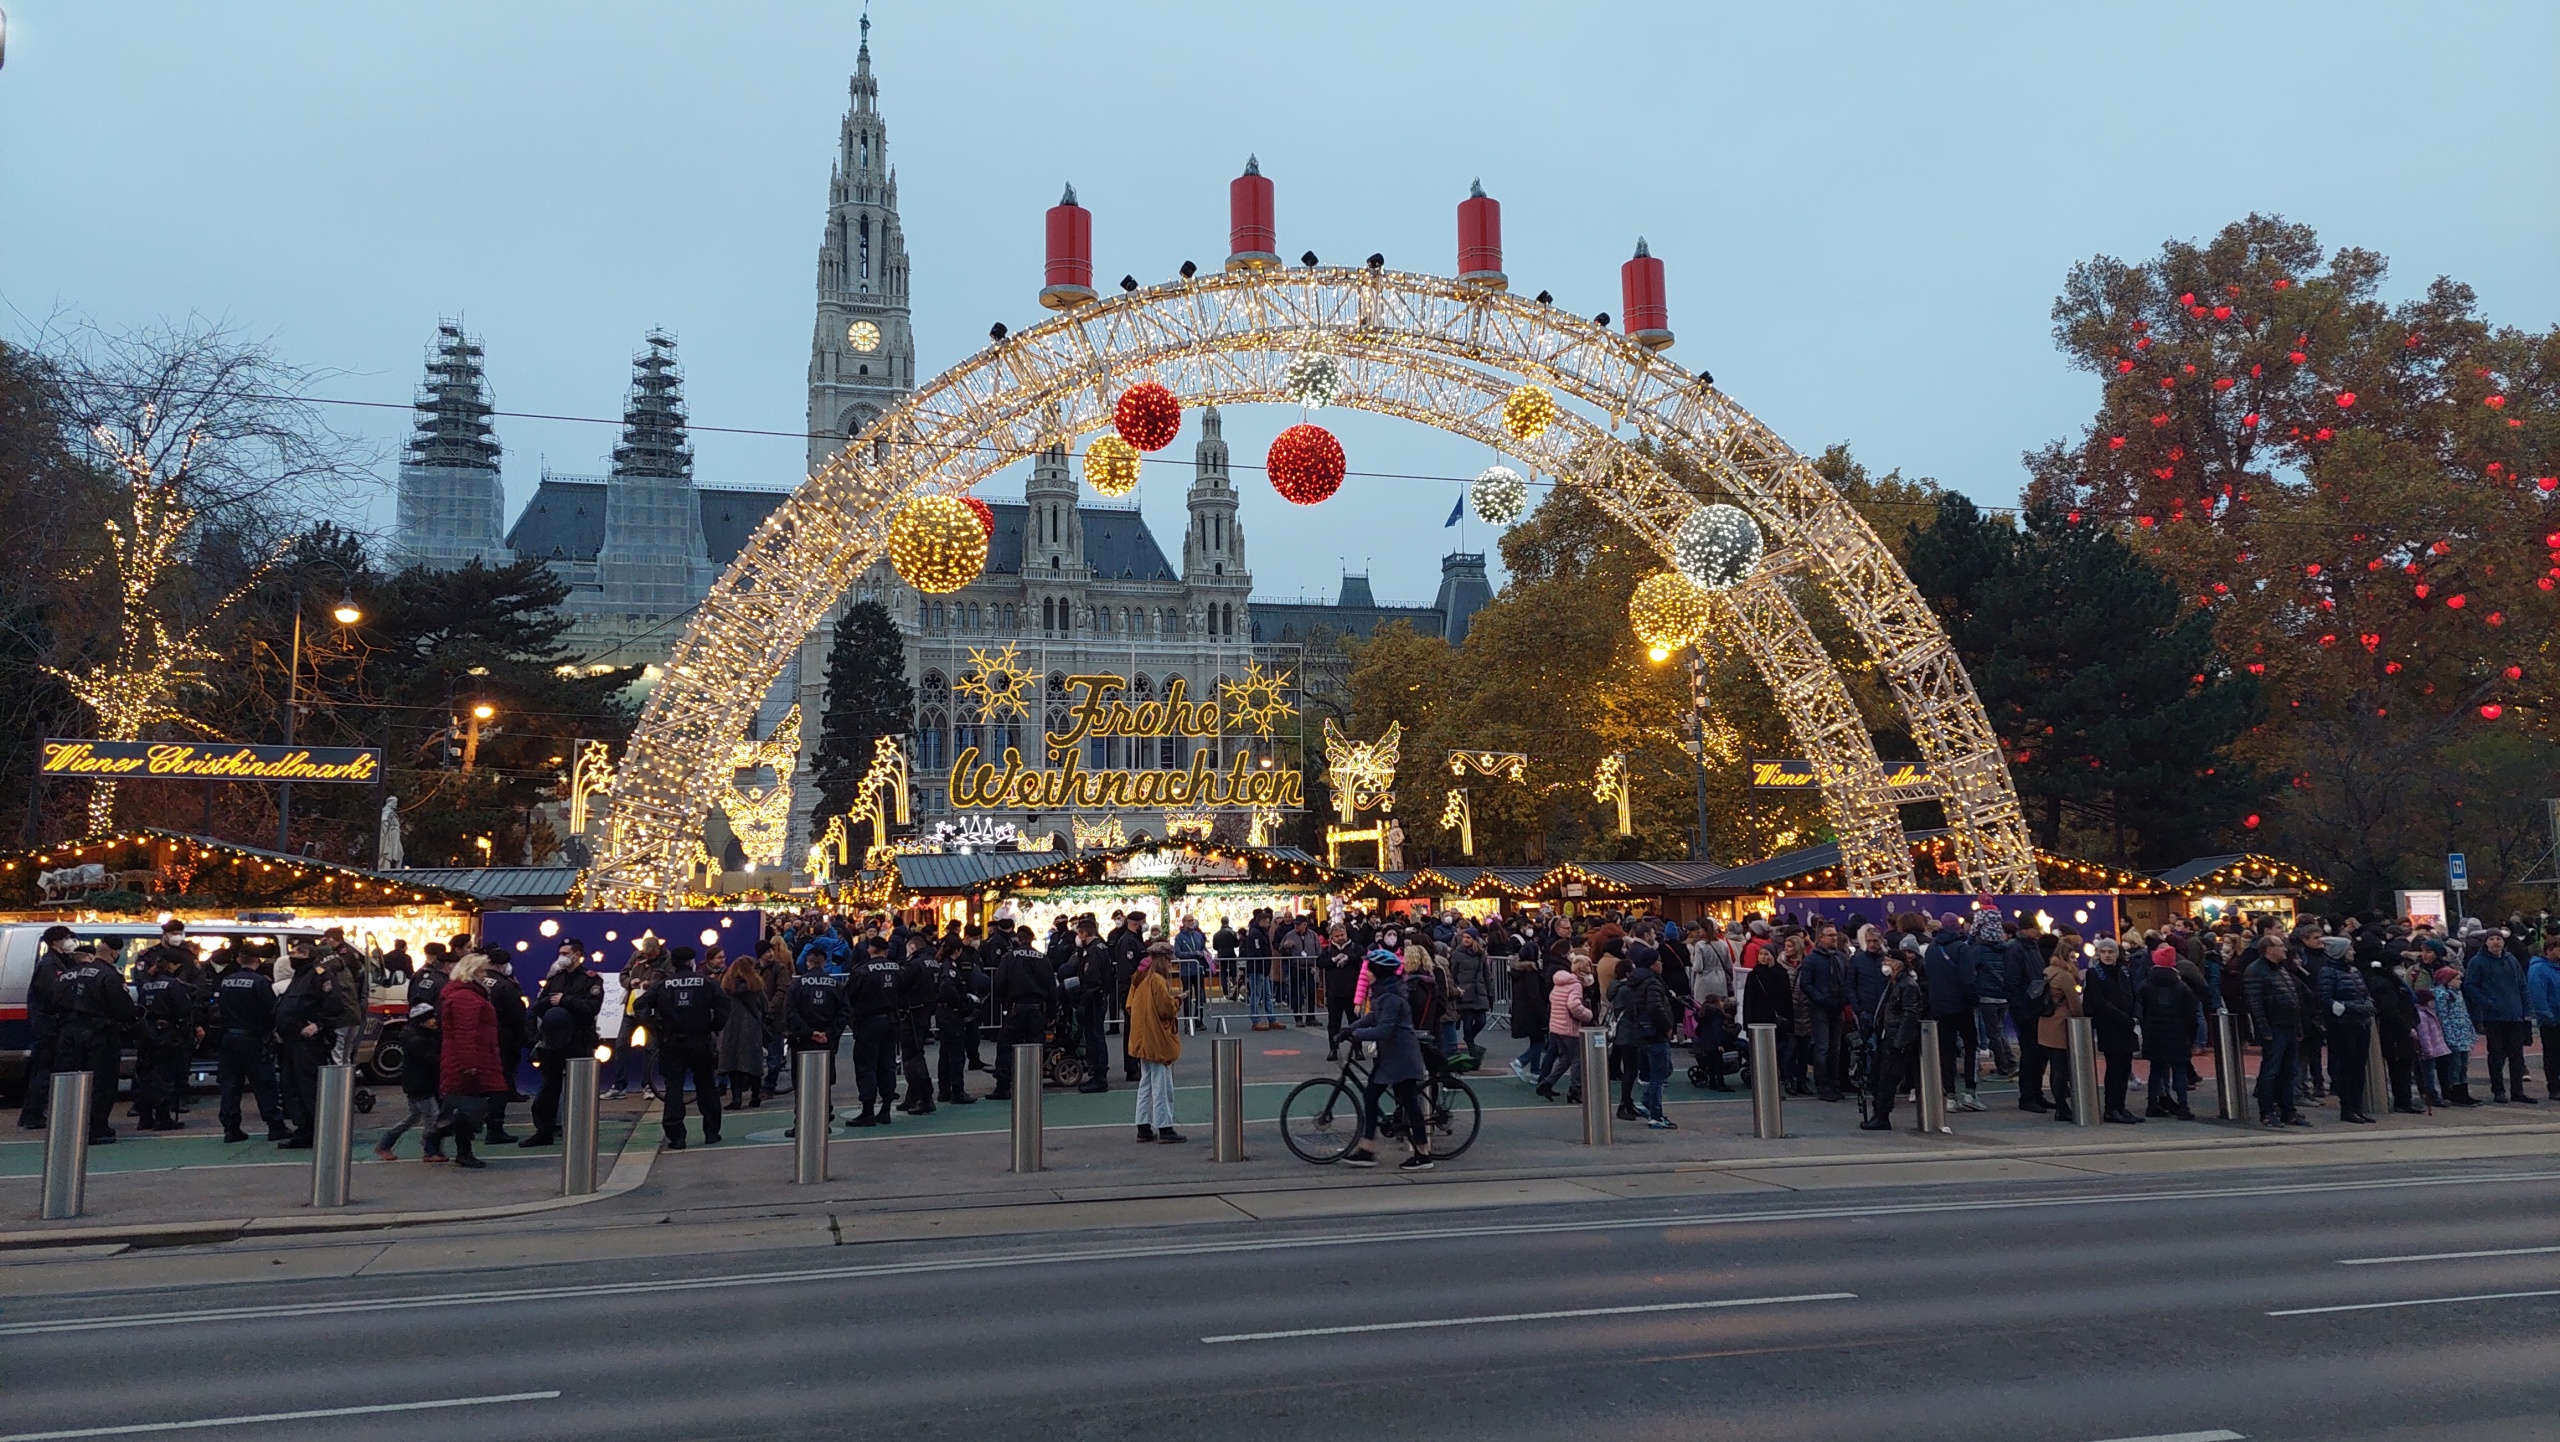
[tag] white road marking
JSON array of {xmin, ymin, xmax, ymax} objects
[
  {"xmin": 0, "ymin": 1392, "xmax": 561, "ymax": 1441},
  {"xmin": 2268, "ymin": 1288, "xmax": 2560, "ymax": 1317},
  {"xmin": 2080, "ymin": 1432, "xmax": 2245, "ymax": 1442},
  {"xmin": 1202, "ymin": 1292, "xmax": 1854, "ymax": 1343},
  {"xmin": 5, "ymin": 1168, "xmax": 2556, "ymax": 1337},
  {"xmin": 2337, "ymin": 1244, "xmax": 2560, "ymax": 1265}
]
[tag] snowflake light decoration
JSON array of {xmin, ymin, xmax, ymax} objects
[
  {"xmin": 1221, "ymin": 658, "xmax": 1298, "ymax": 736},
  {"xmin": 1471, "ymin": 465, "xmax": 1528, "ymax": 527},
  {"xmin": 1284, "ymin": 350, "xmax": 1344, "ymax": 409},
  {"xmin": 956, "ymin": 643, "xmax": 1037, "ymax": 720}
]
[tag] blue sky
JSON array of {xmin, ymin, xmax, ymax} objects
[{"xmin": 4, "ymin": 1, "xmax": 2552, "ymax": 605}]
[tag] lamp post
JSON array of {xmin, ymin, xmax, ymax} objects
[
  {"xmin": 462, "ymin": 702, "xmax": 495, "ymax": 773},
  {"xmin": 278, "ymin": 586, "xmax": 364, "ymax": 850}
]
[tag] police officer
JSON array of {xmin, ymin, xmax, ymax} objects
[
  {"xmin": 273, "ymin": 938, "xmax": 354, "ymax": 1149},
  {"xmin": 522, "ymin": 939, "xmax": 605, "ymax": 1147},
  {"xmin": 781, "ymin": 953, "xmax": 849, "ymax": 1138},
  {"xmin": 988, "ymin": 924, "xmax": 1055, "ymax": 1102},
  {"xmin": 213, "ymin": 943, "xmax": 287, "ymax": 1142},
  {"xmin": 131, "ymin": 920, "xmax": 201, "ymax": 1120},
  {"xmin": 935, "ymin": 940, "xmax": 988, "ymax": 1105},
  {"xmin": 843, "ymin": 936, "xmax": 905, "ymax": 1126},
  {"xmin": 632, "ymin": 945, "xmax": 729, "ymax": 1148},
  {"xmin": 479, "ymin": 953, "xmax": 530, "ymax": 1144},
  {"xmin": 44, "ymin": 929, "xmax": 139, "ymax": 1144},
  {"xmin": 133, "ymin": 946, "xmax": 200, "ymax": 1130},
  {"xmin": 895, "ymin": 938, "xmax": 939, "ymax": 1115},
  {"xmin": 1068, "ymin": 917, "xmax": 1114, "ymax": 1094},
  {"xmin": 15, "ymin": 926, "xmax": 78, "ymax": 1131}
]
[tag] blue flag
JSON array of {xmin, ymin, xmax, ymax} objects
[{"xmin": 1445, "ymin": 493, "xmax": 1466, "ymax": 527}]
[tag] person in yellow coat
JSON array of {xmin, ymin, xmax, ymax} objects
[{"xmin": 1127, "ymin": 941, "xmax": 1186, "ymax": 1143}]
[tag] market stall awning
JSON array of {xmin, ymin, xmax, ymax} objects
[
  {"xmin": 384, "ymin": 866, "xmax": 583, "ymax": 906},
  {"xmin": 2153, "ymin": 853, "xmax": 2330, "ymax": 897},
  {"xmin": 1716, "ymin": 830, "xmax": 2169, "ymax": 897},
  {"xmin": 0, "ymin": 828, "xmax": 482, "ymax": 911}
]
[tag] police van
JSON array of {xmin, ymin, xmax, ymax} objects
[{"xmin": 0, "ymin": 919, "xmax": 404, "ymax": 1101}]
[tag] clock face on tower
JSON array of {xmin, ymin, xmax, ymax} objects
[{"xmin": 847, "ymin": 320, "xmax": 882, "ymax": 353}]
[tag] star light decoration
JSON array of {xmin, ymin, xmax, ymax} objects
[
  {"xmin": 956, "ymin": 643, "xmax": 1038, "ymax": 720},
  {"xmin": 1083, "ymin": 434, "xmax": 1141, "ymax": 497},
  {"xmin": 1219, "ymin": 658, "xmax": 1298, "ymax": 735},
  {"xmin": 1470, "ymin": 465, "xmax": 1528, "ymax": 527},
  {"xmin": 1593, "ymin": 752, "xmax": 1633, "ymax": 836},
  {"xmin": 1500, "ymin": 384, "xmax": 1560, "ymax": 442},
  {"xmin": 1673, "ymin": 503, "xmax": 1763, "ymax": 591},
  {"xmin": 48, "ymin": 414, "xmax": 271, "ymax": 831},
  {"xmin": 1322, "ymin": 717, "xmax": 1402, "ymax": 823},
  {"xmin": 1284, "ymin": 349, "xmax": 1344, "ymax": 409},
  {"xmin": 719, "ymin": 704, "xmax": 802, "ymax": 870},
  {"xmin": 888, "ymin": 495, "xmax": 990, "ymax": 593},
  {"xmin": 1440, "ymin": 787, "xmax": 1474, "ymax": 857},
  {"xmin": 1448, "ymin": 750, "xmax": 1528, "ymax": 782}
]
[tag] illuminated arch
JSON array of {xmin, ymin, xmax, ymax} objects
[{"xmin": 589, "ymin": 267, "xmax": 2035, "ymax": 902}]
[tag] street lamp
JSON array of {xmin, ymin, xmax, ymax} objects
[
  {"xmin": 279, "ymin": 584, "xmax": 365, "ymax": 849},
  {"xmin": 462, "ymin": 702, "xmax": 496, "ymax": 773}
]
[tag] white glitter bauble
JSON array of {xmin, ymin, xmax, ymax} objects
[
  {"xmin": 1283, "ymin": 350, "xmax": 1344, "ymax": 409},
  {"xmin": 1471, "ymin": 465, "xmax": 1528, "ymax": 526},
  {"xmin": 1674, "ymin": 503, "xmax": 1762, "ymax": 590}
]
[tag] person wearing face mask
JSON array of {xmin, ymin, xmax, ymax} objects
[
  {"xmin": 521, "ymin": 939, "xmax": 605, "ymax": 1146},
  {"xmin": 131, "ymin": 944, "xmax": 201, "ymax": 1130},
  {"xmin": 633, "ymin": 945, "xmax": 731, "ymax": 1148},
  {"xmin": 212, "ymin": 942, "xmax": 288, "ymax": 1143},
  {"xmin": 2313, "ymin": 935, "xmax": 2379, "ymax": 1124},
  {"xmin": 1860, "ymin": 942, "xmax": 1927, "ymax": 1132},
  {"xmin": 15, "ymin": 926, "xmax": 80, "ymax": 1132},
  {"xmin": 272, "ymin": 939, "xmax": 354, "ymax": 1149},
  {"xmin": 37, "ymin": 928, "xmax": 139, "ymax": 1144}
]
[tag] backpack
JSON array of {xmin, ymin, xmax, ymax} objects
[{"xmin": 2026, "ymin": 970, "xmax": 2056, "ymax": 1017}]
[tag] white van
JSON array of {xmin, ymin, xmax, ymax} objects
[{"xmin": 0, "ymin": 919, "xmax": 392, "ymax": 1101}]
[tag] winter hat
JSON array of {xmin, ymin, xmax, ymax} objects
[
  {"xmin": 1938, "ymin": 911, "xmax": 1965, "ymax": 932},
  {"xmin": 2151, "ymin": 944, "xmax": 2177, "ymax": 968},
  {"xmin": 2322, "ymin": 936, "xmax": 2352, "ymax": 959},
  {"xmin": 1968, "ymin": 910, "xmax": 2007, "ymax": 945},
  {"xmin": 2432, "ymin": 966, "xmax": 2459, "ymax": 985}
]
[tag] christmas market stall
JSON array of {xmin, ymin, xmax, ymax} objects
[
  {"xmin": 0, "ymin": 827, "xmax": 480, "ymax": 955},
  {"xmin": 1346, "ymin": 861, "xmax": 1734, "ymax": 924},
  {"xmin": 1711, "ymin": 830, "xmax": 2174, "ymax": 949},
  {"xmin": 887, "ymin": 840, "xmax": 1353, "ymax": 934},
  {"xmin": 2152, "ymin": 854, "xmax": 2331, "ymax": 929}
]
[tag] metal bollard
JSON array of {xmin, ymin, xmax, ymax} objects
[
  {"xmin": 2363, "ymin": 1026, "xmax": 2390, "ymax": 1118},
  {"xmin": 1009, "ymin": 1043, "xmax": 1043, "ymax": 1173},
  {"xmin": 2214, "ymin": 1011, "xmax": 2248, "ymax": 1121},
  {"xmin": 311, "ymin": 1064, "xmax": 355, "ymax": 1207},
  {"xmin": 1211, "ymin": 1034, "xmax": 1245, "ymax": 1162},
  {"xmin": 40, "ymin": 1072, "xmax": 93, "ymax": 1221},
  {"xmin": 2066, "ymin": 1017, "xmax": 2100, "ymax": 1128},
  {"xmin": 793, "ymin": 1049, "xmax": 831, "ymax": 1185},
  {"xmin": 1917, "ymin": 1019, "xmax": 1949, "ymax": 1134},
  {"xmin": 562, "ymin": 1056, "xmax": 600, "ymax": 1196},
  {"xmin": 1580, "ymin": 1027, "xmax": 1611, "ymax": 1145},
  {"xmin": 1747, "ymin": 1022, "xmax": 1784, "ymax": 1139}
]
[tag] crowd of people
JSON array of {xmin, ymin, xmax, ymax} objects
[{"xmin": 17, "ymin": 901, "xmax": 2553, "ymax": 1180}]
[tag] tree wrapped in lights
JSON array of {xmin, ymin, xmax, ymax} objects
[{"xmin": 47, "ymin": 413, "xmax": 269, "ymax": 832}]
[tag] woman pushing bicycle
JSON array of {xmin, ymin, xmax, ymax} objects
[{"xmin": 1341, "ymin": 948, "xmax": 1435, "ymax": 1172}]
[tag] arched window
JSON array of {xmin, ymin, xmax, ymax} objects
[
  {"xmin": 966, "ymin": 602, "xmax": 981, "ymax": 631},
  {"xmin": 918, "ymin": 670, "xmax": 950, "ymax": 770}
]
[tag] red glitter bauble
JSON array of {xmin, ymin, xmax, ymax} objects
[
  {"xmin": 1113, "ymin": 382, "xmax": 1182, "ymax": 452},
  {"xmin": 961, "ymin": 495, "xmax": 995, "ymax": 538},
  {"xmin": 1267, "ymin": 423, "xmax": 1346, "ymax": 505}
]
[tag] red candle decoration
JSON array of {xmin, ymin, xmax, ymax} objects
[
  {"xmin": 1113, "ymin": 381, "xmax": 1182, "ymax": 452},
  {"xmin": 961, "ymin": 495, "xmax": 996, "ymax": 538},
  {"xmin": 1266, "ymin": 423, "xmax": 1345, "ymax": 505}
]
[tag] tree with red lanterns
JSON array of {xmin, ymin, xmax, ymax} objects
[{"xmin": 2024, "ymin": 215, "xmax": 2559, "ymax": 910}]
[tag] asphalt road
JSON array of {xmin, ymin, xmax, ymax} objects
[{"xmin": 3, "ymin": 1155, "xmax": 2556, "ymax": 1442}]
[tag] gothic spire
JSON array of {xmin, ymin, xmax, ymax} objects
[
  {"xmin": 405, "ymin": 322, "xmax": 498, "ymax": 472},
  {"xmin": 612, "ymin": 330, "xmax": 692, "ymax": 480}
]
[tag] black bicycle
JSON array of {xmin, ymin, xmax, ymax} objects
[{"xmin": 1278, "ymin": 1048, "xmax": 1481, "ymax": 1163}]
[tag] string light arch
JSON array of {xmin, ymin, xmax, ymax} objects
[{"xmin": 587, "ymin": 266, "xmax": 2036, "ymax": 903}]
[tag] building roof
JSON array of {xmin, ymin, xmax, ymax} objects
[
  {"xmin": 386, "ymin": 866, "xmax": 584, "ymax": 904},
  {"xmin": 985, "ymin": 502, "xmax": 1174, "ymax": 581},
  {"xmin": 503, "ymin": 477, "xmax": 794, "ymax": 566},
  {"xmin": 889, "ymin": 850, "xmax": 1069, "ymax": 892},
  {"xmin": 2152, "ymin": 854, "xmax": 2329, "ymax": 893}
]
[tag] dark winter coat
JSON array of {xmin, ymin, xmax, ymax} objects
[
  {"xmin": 2136, "ymin": 963, "xmax": 2199, "ymax": 1062},
  {"xmin": 2245, "ymin": 955, "xmax": 2304, "ymax": 1035},
  {"xmin": 1922, "ymin": 940, "xmax": 1977, "ymax": 1018},
  {"xmin": 1348, "ymin": 974, "xmax": 1426, "ymax": 1086},
  {"xmin": 2080, "ymin": 960, "xmax": 2140, "ymax": 1055},
  {"xmin": 2462, "ymin": 949, "xmax": 2527, "ymax": 1024}
]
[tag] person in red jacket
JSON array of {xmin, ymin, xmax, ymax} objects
[{"xmin": 431, "ymin": 953, "xmax": 507, "ymax": 1169}]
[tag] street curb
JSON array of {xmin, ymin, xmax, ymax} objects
[{"xmin": 0, "ymin": 1125, "xmax": 660, "ymax": 1253}]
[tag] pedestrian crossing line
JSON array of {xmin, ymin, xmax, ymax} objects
[
  {"xmin": 0, "ymin": 1391, "xmax": 561, "ymax": 1441},
  {"xmin": 2337, "ymin": 1244, "xmax": 2560, "ymax": 1265},
  {"xmin": 1201, "ymin": 1292, "xmax": 1856, "ymax": 1343},
  {"xmin": 2080, "ymin": 1432, "xmax": 2244, "ymax": 1442},
  {"xmin": 2267, "ymin": 1288, "xmax": 2560, "ymax": 1317}
]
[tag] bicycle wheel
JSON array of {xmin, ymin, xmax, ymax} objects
[
  {"xmin": 1279, "ymin": 1076, "xmax": 1362, "ymax": 1164},
  {"xmin": 1427, "ymin": 1076, "xmax": 1482, "ymax": 1160}
]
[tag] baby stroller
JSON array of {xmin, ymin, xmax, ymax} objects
[{"xmin": 1685, "ymin": 1002, "xmax": 1747, "ymax": 1089}]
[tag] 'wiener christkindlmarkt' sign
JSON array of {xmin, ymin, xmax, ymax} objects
[
  {"xmin": 1751, "ymin": 757, "xmax": 1931, "ymax": 789},
  {"xmin": 948, "ymin": 674, "xmax": 1303, "ymax": 810},
  {"xmin": 42, "ymin": 740, "xmax": 383, "ymax": 783}
]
